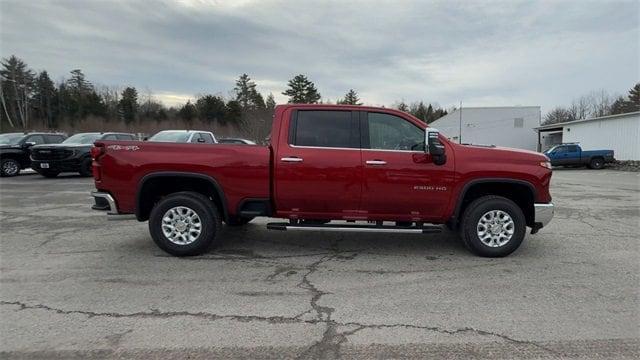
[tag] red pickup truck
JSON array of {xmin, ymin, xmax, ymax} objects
[{"xmin": 91, "ymin": 104, "xmax": 554, "ymax": 257}]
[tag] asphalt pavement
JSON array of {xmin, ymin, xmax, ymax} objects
[{"xmin": 0, "ymin": 169, "xmax": 638, "ymax": 359}]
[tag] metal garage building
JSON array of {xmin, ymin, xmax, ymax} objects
[
  {"xmin": 429, "ymin": 106, "xmax": 541, "ymax": 151},
  {"xmin": 535, "ymin": 111, "xmax": 640, "ymax": 160}
]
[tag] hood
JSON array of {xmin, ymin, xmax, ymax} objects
[{"xmin": 458, "ymin": 143, "xmax": 548, "ymax": 161}]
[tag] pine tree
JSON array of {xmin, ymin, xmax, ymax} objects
[
  {"xmin": 338, "ymin": 89, "xmax": 362, "ymax": 105},
  {"xmin": 410, "ymin": 101, "xmax": 429, "ymax": 122},
  {"xmin": 282, "ymin": 74, "xmax": 321, "ymax": 103},
  {"xmin": 625, "ymin": 83, "xmax": 640, "ymax": 113},
  {"xmin": 425, "ymin": 104, "xmax": 434, "ymax": 123},
  {"xmin": 0, "ymin": 55, "xmax": 35, "ymax": 128},
  {"xmin": 234, "ymin": 74, "xmax": 265, "ymax": 110},
  {"xmin": 178, "ymin": 100, "xmax": 197, "ymax": 124},
  {"xmin": 224, "ymin": 100, "xmax": 242, "ymax": 127},
  {"xmin": 195, "ymin": 94, "xmax": 226, "ymax": 124},
  {"xmin": 118, "ymin": 87, "xmax": 138, "ymax": 124},
  {"xmin": 395, "ymin": 101, "xmax": 409, "ymax": 112},
  {"xmin": 265, "ymin": 93, "xmax": 276, "ymax": 111}
]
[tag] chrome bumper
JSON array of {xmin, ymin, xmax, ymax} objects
[
  {"xmin": 91, "ymin": 191, "xmax": 118, "ymax": 215},
  {"xmin": 91, "ymin": 191, "xmax": 136, "ymax": 220},
  {"xmin": 534, "ymin": 203, "xmax": 554, "ymax": 228}
]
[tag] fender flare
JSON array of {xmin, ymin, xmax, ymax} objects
[
  {"xmin": 451, "ymin": 178, "xmax": 536, "ymax": 225},
  {"xmin": 135, "ymin": 171, "xmax": 229, "ymax": 221}
]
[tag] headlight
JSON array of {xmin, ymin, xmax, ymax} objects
[{"xmin": 540, "ymin": 161, "xmax": 552, "ymax": 169}]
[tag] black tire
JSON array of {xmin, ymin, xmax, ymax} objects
[
  {"xmin": 79, "ymin": 158, "xmax": 93, "ymax": 177},
  {"xmin": 226, "ymin": 216, "xmax": 255, "ymax": 226},
  {"xmin": 588, "ymin": 157, "xmax": 604, "ymax": 170},
  {"xmin": 0, "ymin": 159, "xmax": 20, "ymax": 177},
  {"xmin": 149, "ymin": 191, "xmax": 222, "ymax": 256},
  {"xmin": 39, "ymin": 170, "xmax": 60, "ymax": 178},
  {"xmin": 459, "ymin": 195, "xmax": 526, "ymax": 257}
]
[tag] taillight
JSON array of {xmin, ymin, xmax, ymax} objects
[
  {"xmin": 91, "ymin": 145, "xmax": 105, "ymax": 181},
  {"xmin": 90, "ymin": 145, "xmax": 105, "ymax": 160}
]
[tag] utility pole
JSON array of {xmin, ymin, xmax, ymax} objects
[{"xmin": 459, "ymin": 101, "xmax": 463, "ymax": 144}]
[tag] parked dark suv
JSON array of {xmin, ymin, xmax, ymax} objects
[
  {"xmin": 31, "ymin": 132, "xmax": 136, "ymax": 177},
  {"xmin": 0, "ymin": 132, "xmax": 67, "ymax": 177}
]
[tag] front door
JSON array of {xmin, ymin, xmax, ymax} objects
[
  {"xmin": 359, "ymin": 111, "xmax": 455, "ymax": 222},
  {"xmin": 274, "ymin": 110, "xmax": 363, "ymax": 219}
]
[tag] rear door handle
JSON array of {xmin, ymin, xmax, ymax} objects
[
  {"xmin": 366, "ymin": 160, "xmax": 387, "ymax": 165},
  {"xmin": 281, "ymin": 156, "xmax": 303, "ymax": 163}
]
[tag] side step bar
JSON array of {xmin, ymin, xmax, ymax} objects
[{"xmin": 266, "ymin": 222, "xmax": 442, "ymax": 234}]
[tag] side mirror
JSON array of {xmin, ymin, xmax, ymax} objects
[
  {"xmin": 197, "ymin": 138, "xmax": 205, "ymax": 143},
  {"xmin": 425, "ymin": 128, "xmax": 446, "ymax": 166},
  {"xmin": 23, "ymin": 141, "xmax": 36, "ymax": 148}
]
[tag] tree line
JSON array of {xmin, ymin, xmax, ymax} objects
[
  {"xmin": 0, "ymin": 55, "xmax": 449, "ymax": 140},
  {"xmin": 543, "ymin": 83, "xmax": 639, "ymax": 125}
]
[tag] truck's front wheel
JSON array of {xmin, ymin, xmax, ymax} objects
[
  {"xmin": 460, "ymin": 195, "xmax": 526, "ymax": 257},
  {"xmin": 149, "ymin": 192, "xmax": 222, "ymax": 256}
]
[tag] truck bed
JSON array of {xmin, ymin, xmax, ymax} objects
[{"xmin": 94, "ymin": 141, "xmax": 271, "ymax": 215}]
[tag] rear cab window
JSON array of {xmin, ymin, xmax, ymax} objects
[{"xmin": 290, "ymin": 110, "xmax": 359, "ymax": 148}]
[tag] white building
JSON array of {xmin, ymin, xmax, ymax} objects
[
  {"xmin": 536, "ymin": 111, "xmax": 640, "ymax": 160},
  {"xmin": 430, "ymin": 106, "xmax": 541, "ymax": 151}
]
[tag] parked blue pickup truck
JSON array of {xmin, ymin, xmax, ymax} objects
[{"xmin": 544, "ymin": 143, "xmax": 615, "ymax": 169}]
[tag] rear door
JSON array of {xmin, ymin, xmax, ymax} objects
[
  {"xmin": 565, "ymin": 145, "xmax": 581, "ymax": 164},
  {"xmin": 274, "ymin": 109, "xmax": 363, "ymax": 219},
  {"xmin": 550, "ymin": 146, "xmax": 569, "ymax": 165},
  {"xmin": 359, "ymin": 111, "xmax": 455, "ymax": 222}
]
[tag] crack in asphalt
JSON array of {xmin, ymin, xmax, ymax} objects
[{"xmin": 1, "ymin": 299, "xmax": 564, "ymax": 358}]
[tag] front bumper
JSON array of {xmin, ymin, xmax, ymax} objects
[
  {"xmin": 531, "ymin": 202, "xmax": 554, "ymax": 234},
  {"xmin": 31, "ymin": 159, "xmax": 82, "ymax": 173}
]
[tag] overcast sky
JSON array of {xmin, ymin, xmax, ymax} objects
[{"xmin": 1, "ymin": 0, "xmax": 638, "ymax": 111}]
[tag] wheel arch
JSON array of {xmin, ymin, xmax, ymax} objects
[
  {"xmin": 451, "ymin": 178, "xmax": 536, "ymax": 228},
  {"xmin": 136, "ymin": 171, "xmax": 228, "ymax": 222}
]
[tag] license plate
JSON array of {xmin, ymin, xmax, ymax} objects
[{"xmin": 40, "ymin": 163, "xmax": 49, "ymax": 169}]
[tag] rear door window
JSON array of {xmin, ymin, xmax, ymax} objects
[
  {"xmin": 291, "ymin": 110, "xmax": 358, "ymax": 148},
  {"xmin": 200, "ymin": 133, "xmax": 215, "ymax": 144},
  {"xmin": 102, "ymin": 134, "xmax": 118, "ymax": 140},
  {"xmin": 26, "ymin": 135, "xmax": 45, "ymax": 145},
  {"xmin": 45, "ymin": 135, "xmax": 65, "ymax": 143},
  {"xmin": 116, "ymin": 134, "xmax": 135, "ymax": 140}
]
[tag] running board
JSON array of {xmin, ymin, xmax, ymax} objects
[{"xmin": 266, "ymin": 222, "xmax": 442, "ymax": 234}]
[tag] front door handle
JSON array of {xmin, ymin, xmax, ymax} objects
[
  {"xmin": 366, "ymin": 160, "xmax": 387, "ymax": 165},
  {"xmin": 281, "ymin": 156, "xmax": 303, "ymax": 163}
]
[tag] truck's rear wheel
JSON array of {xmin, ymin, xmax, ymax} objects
[
  {"xmin": 460, "ymin": 195, "xmax": 526, "ymax": 257},
  {"xmin": 149, "ymin": 192, "xmax": 222, "ymax": 256},
  {"xmin": 588, "ymin": 157, "xmax": 604, "ymax": 169}
]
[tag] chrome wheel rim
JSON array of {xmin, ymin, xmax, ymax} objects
[
  {"xmin": 2, "ymin": 161, "xmax": 18, "ymax": 175},
  {"xmin": 161, "ymin": 206, "xmax": 202, "ymax": 245},
  {"xmin": 477, "ymin": 210, "xmax": 514, "ymax": 247}
]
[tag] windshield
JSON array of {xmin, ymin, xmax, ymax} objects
[
  {"xmin": 148, "ymin": 131, "xmax": 191, "ymax": 142},
  {"xmin": 63, "ymin": 133, "xmax": 102, "ymax": 144},
  {"xmin": 0, "ymin": 133, "xmax": 24, "ymax": 145}
]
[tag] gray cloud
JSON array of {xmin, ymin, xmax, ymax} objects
[{"xmin": 1, "ymin": 0, "xmax": 638, "ymax": 110}]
